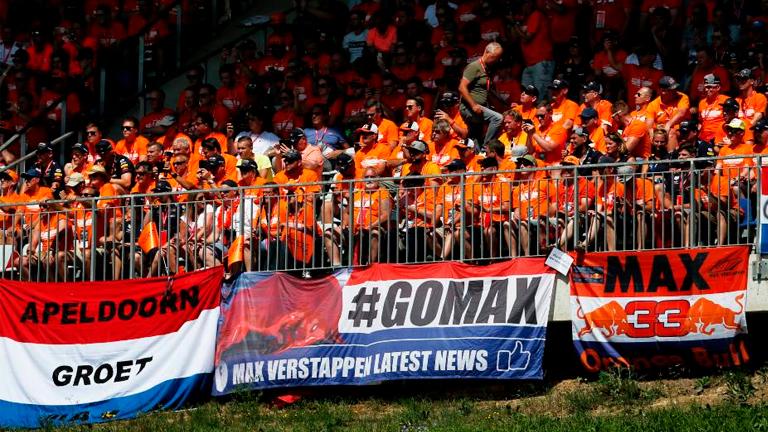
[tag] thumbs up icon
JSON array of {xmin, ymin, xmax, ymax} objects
[{"xmin": 496, "ymin": 341, "xmax": 531, "ymax": 371}]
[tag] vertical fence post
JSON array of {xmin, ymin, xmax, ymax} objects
[
  {"xmin": 688, "ymin": 159, "xmax": 696, "ymax": 248},
  {"xmin": 757, "ymin": 155, "xmax": 763, "ymax": 254},
  {"xmin": 459, "ymin": 172, "xmax": 465, "ymax": 262},
  {"xmin": 572, "ymin": 166, "xmax": 579, "ymax": 250}
]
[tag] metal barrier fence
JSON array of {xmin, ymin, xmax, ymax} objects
[{"xmin": 0, "ymin": 155, "xmax": 761, "ymax": 281}]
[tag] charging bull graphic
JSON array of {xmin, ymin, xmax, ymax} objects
[
  {"xmin": 576, "ymin": 301, "xmax": 631, "ymax": 338},
  {"xmin": 683, "ymin": 294, "xmax": 744, "ymax": 336}
]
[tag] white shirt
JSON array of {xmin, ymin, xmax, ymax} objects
[
  {"xmin": 235, "ymin": 131, "xmax": 280, "ymax": 155},
  {"xmin": 343, "ymin": 30, "xmax": 368, "ymax": 63}
]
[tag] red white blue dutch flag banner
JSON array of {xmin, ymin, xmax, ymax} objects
[{"xmin": 0, "ymin": 267, "xmax": 223, "ymax": 428}]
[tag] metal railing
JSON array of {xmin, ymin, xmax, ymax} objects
[{"xmin": 0, "ymin": 154, "xmax": 761, "ymax": 281}]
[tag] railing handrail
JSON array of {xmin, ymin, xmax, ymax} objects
[{"xmin": 2, "ymin": 153, "xmax": 763, "ymax": 209}]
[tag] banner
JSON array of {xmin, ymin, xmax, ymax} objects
[
  {"xmin": 761, "ymin": 166, "xmax": 768, "ymax": 253},
  {"xmin": 213, "ymin": 259, "xmax": 555, "ymax": 394},
  {"xmin": 570, "ymin": 247, "xmax": 750, "ymax": 372},
  {"xmin": 0, "ymin": 267, "xmax": 223, "ymax": 428}
]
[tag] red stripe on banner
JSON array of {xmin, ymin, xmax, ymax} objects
[
  {"xmin": 0, "ymin": 267, "xmax": 224, "ymax": 344},
  {"xmin": 570, "ymin": 246, "xmax": 749, "ymax": 298},
  {"xmin": 763, "ymin": 167, "xmax": 768, "ymax": 195},
  {"xmin": 346, "ymin": 258, "xmax": 554, "ymax": 285}
]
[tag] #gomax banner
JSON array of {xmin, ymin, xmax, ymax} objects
[
  {"xmin": 213, "ymin": 259, "xmax": 554, "ymax": 394},
  {"xmin": 570, "ymin": 247, "xmax": 750, "ymax": 372},
  {"xmin": 0, "ymin": 267, "xmax": 223, "ymax": 428}
]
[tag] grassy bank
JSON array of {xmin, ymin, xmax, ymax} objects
[{"xmin": 41, "ymin": 367, "xmax": 768, "ymax": 432}]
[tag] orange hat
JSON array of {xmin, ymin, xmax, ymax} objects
[
  {"xmin": 0, "ymin": 169, "xmax": 18, "ymax": 183},
  {"xmin": 561, "ymin": 155, "xmax": 580, "ymax": 166}
]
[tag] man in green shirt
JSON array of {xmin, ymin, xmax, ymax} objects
[{"xmin": 458, "ymin": 42, "xmax": 504, "ymax": 150}]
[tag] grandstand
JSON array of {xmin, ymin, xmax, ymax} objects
[{"xmin": 0, "ymin": 0, "xmax": 767, "ymax": 284}]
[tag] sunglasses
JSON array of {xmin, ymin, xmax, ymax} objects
[
  {"xmin": 405, "ymin": 105, "xmax": 416, "ymax": 110},
  {"xmin": 86, "ymin": 131, "xmax": 98, "ymax": 136},
  {"xmin": 173, "ymin": 161, "xmax": 187, "ymax": 166},
  {"xmin": 535, "ymin": 114, "xmax": 546, "ymax": 119},
  {"xmin": 122, "ymin": 125, "xmax": 135, "ymax": 130}
]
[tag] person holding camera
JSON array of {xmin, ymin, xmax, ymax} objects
[
  {"xmin": 433, "ymin": 91, "xmax": 468, "ymax": 140},
  {"xmin": 272, "ymin": 128, "xmax": 325, "ymax": 177}
]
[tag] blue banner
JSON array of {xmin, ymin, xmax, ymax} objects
[{"xmin": 212, "ymin": 260, "xmax": 555, "ymax": 394}]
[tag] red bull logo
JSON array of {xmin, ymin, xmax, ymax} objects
[{"xmin": 576, "ymin": 294, "xmax": 745, "ymax": 339}]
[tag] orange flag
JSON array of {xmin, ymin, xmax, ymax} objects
[
  {"xmin": 228, "ymin": 235, "xmax": 245, "ymax": 267},
  {"xmin": 286, "ymin": 229, "xmax": 314, "ymax": 264},
  {"xmin": 138, "ymin": 221, "xmax": 160, "ymax": 254}
]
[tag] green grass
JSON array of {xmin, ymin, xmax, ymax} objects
[{"xmin": 36, "ymin": 398, "xmax": 768, "ymax": 432}]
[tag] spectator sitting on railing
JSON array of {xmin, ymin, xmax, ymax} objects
[
  {"xmin": 64, "ymin": 143, "xmax": 92, "ymax": 183},
  {"xmin": 94, "ymin": 139, "xmax": 135, "ymax": 194},
  {"xmin": 34, "ymin": 142, "xmax": 64, "ymax": 194},
  {"xmin": 398, "ymin": 173, "xmax": 438, "ymax": 263},
  {"xmin": 511, "ymin": 154, "xmax": 558, "ymax": 256},
  {"xmin": 555, "ymin": 156, "xmax": 596, "ymax": 250},
  {"xmin": 16, "ymin": 199, "xmax": 73, "ymax": 282},
  {"xmin": 348, "ymin": 167, "xmax": 392, "ymax": 265},
  {"xmin": 115, "ymin": 116, "xmax": 149, "ymax": 165},
  {"xmin": 434, "ymin": 159, "xmax": 468, "ymax": 260}
]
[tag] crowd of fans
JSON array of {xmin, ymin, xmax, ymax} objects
[{"xmin": 0, "ymin": 0, "xmax": 767, "ymax": 280}]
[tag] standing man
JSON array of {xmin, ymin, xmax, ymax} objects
[
  {"xmin": 458, "ymin": 42, "xmax": 504, "ymax": 147},
  {"xmin": 512, "ymin": 0, "xmax": 554, "ymax": 98}
]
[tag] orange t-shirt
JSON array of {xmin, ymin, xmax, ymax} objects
[
  {"xmin": 698, "ymin": 95, "xmax": 729, "ymax": 142},
  {"xmin": 575, "ymin": 100, "xmax": 613, "ymax": 127},
  {"xmin": 355, "ymin": 144, "xmax": 391, "ymax": 174},
  {"xmin": 401, "ymin": 161, "xmax": 442, "ymax": 179},
  {"xmin": 534, "ymin": 123, "xmax": 568, "ymax": 165},
  {"xmin": 352, "ymin": 189, "xmax": 391, "ymax": 231},
  {"xmin": 376, "ymin": 118, "xmax": 399, "ymax": 148},
  {"xmin": 551, "ymin": 99, "xmax": 579, "ymax": 128},
  {"xmin": 622, "ymin": 110, "xmax": 651, "ymax": 158},
  {"xmin": 713, "ymin": 117, "xmax": 753, "ymax": 144},
  {"xmin": 273, "ymin": 168, "xmax": 321, "ymax": 197},
  {"xmin": 520, "ymin": 10, "xmax": 553, "ymax": 66},
  {"xmin": 513, "ymin": 178, "xmax": 556, "ymax": 219},
  {"xmin": 428, "ymin": 139, "xmax": 461, "ymax": 167},
  {"xmin": 466, "ymin": 180, "xmax": 512, "ymax": 223},
  {"xmin": 737, "ymin": 91, "xmax": 768, "ymax": 123},
  {"xmin": 718, "ymin": 143, "xmax": 755, "ymax": 180},
  {"xmin": 646, "ymin": 93, "xmax": 690, "ymax": 128},
  {"xmin": 115, "ymin": 135, "xmax": 150, "ymax": 165},
  {"xmin": 595, "ymin": 179, "xmax": 626, "ymax": 213},
  {"xmin": 622, "ymin": 64, "xmax": 664, "ymax": 102}
]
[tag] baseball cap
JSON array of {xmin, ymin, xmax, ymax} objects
[
  {"xmin": 400, "ymin": 121, "xmax": 420, "ymax": 132},
  {"xmin": 703, "ymin": 74, "xmax": 721, "ymax": 85},
  {"xmin": 509, "ymin": 145, "xmax": 528, "ymax": 157},
  {"xmin": 736, "ymin": 68, "xmax": 754, "ymax": 79},
  {"xmin": 678, "ymin": 121, "xmax": 697, "ymax": 135},
  {"xmin": 335, "ymin": 153, "xmax": 354, "ymax": 170},
  {"xmin": 752, "ymin": 118, "xmax": 768, "ymax": 132},
  {"xmin": 87, "ymin": 165, "xmax": 107, "ymax": 176},
  {"xmin": 287, "ymin": 128, "xmax": 306, "ymax": 146},
  {"xmin": 37, "ymin": 142, "xmax": 53, "ymax": 153},
  {"xmin": 444, "ymin": 159, "xmax": 466, "ymax": 172},
  {"xmin": 549, "ymin": 79, "xmax": 569, "ymax": 90},
  {"xmin": 582, "ymin": 81, "xmax": 601, "ymax": 93},
  {"xmin": 408, "ymin": 140, "xmax": 428, "ymax": 153},
  {"xmin": 579, "ymin": 107, "xmax": 598, "ymax": 120},
  {"xmin": 21, "ymin": 167, "xmax": 43, "ymax": 179},
  {"xmin": 725, "ymin": 118, "xmax": 746, "ymax": 131},
  {"xmin": 71, "ymin": 143, "xmax": 89, "ymax": 154},
  {"xmin": 153, "ymin": 180, "xmax": 172, "ymax": 193},
  {"xmin": 95, "ymin": 139, "xmax": 112, "ymax": 152},
  {"xmin": 236, "ymin": 158, "xmax": 258, "ymax": 171},
  {"xmin": 0, "ymin": 169, "xmax": 19, "ymax": 182},
  {"xmin": 521, "ymin": 85, "xmax": 539, "ymax": 97},
  {"xmin": 720, "ymin": 97, "xmax": 740, "ymax": 112},
  {"xmin": 438, "ymin": 91, "xmax": 460, "ymax": 105},
  {"xmin": 516, "ymin": 154, "xmax": 537, "ymax": 167},
  {"xmin": 561, "ymin": 155, "xmax": 580, "ymax": 166},
  {"xmin": 356, "ymin": 123, "xmax": 379, "ymax": 134},
  {"xmin": 658, "ymin": 76, "xmax": 679, "ymax": 90},
  {"xmin": 283, "ymin": 149, "xmax": 302, "ymax": 162},
  {"xmin": 207, "ymin": 154, "xmax": 225, "ymax": 167},
  {"xmin": 65, "ymin": 173, "xmax": 85, "ymax": 187},
  {"xmin": 617, "ymin": 165, "xmax": 636, "ymax": 182},
  {"xmin": 572, "ymin": 126, "xmax": 589, "ymax": 137}
]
